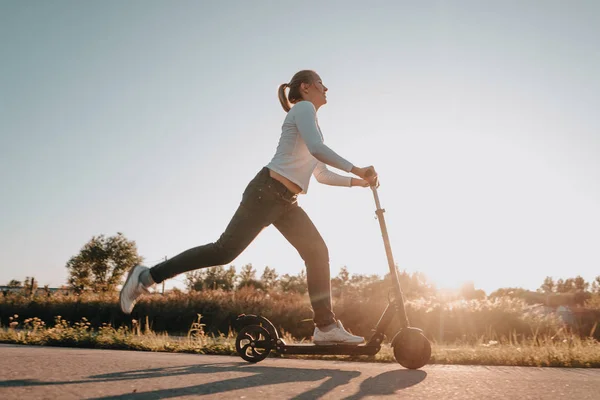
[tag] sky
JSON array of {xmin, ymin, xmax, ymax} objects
[{"xmin": 1, "ymin": 1, "xmax": 599, "ymax": 295}]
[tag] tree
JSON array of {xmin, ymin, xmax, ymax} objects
[
  {"xmin": 186, "ymin": 265, "xmax": 236, "ymax": 291},
  {"xmin": 260, "ymin": 266, "xmax": 279, "ymax": 291},
  {"xmin": 279, "ymin": 270, "xmax": 308, "ymax": 294},
  {"xmin": 554, "ymin": 277, "xmax": 588, "ymax": 294},
  {"xmin": 409, "ymin": 271, "xmax": 438, "ymax": 298},
  {"xmin": 6, "ymin": 279, "xmax": 22, "ymax": 288},
  {"xmin": 338, "ymin": 266, "xmax": 350, "ymax": 285},
  {"xmin": 539, "ymin": 276, "xmax": 555, "ymax": 294},
  {"xmin": 237, "ymin": 264, "xmax": 264, "ymax": 290},
  {"xmin": 238, "ymin": 264, "xmax": 256, "ymax": 284},
  {"xmin": 555, "ymin": 278, "xmax": 575, "ymax": 293},
  {"xmin": 66, "ymin": 232, "xmax": 143, "ymax": 293},
  {"xmin": 23, "ymin": 277, "xmax": 38, "ymax": 294},
  {"xmin": 331, "ymin": 266, "xmax": 350, "ymax": 298},
  {"xmin": 488, "ymin": 287, "xmax": 530, "ymax": 300},
  {"xmin": 386, "ymin": 268, "xmax": 437, "ymax": 299},
  {"xmin": 459, "ymin": 281, "xmax": 486, "ymax": 300},
  {"xmin": 592, "ymin": 276, "xmax": 600, "ymax": 294},
  {"xmin": 573, "ymin": 275, "xmax": 589, "ymax": 292}
]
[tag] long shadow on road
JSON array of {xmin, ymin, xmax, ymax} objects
[{"xmin": 1, "ymin": 360, "xmax": 427, "ymax": 399}]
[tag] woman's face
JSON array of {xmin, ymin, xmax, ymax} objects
[{"xmin": 302, "ymin": 74, "xmax": 328, "ymax": 109}]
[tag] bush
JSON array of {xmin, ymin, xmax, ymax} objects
[{"xmin": 3, "ymin": 287, "xmax": 596, "ymax": 344}]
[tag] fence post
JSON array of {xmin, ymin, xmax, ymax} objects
[{"xmin": 161, "ymin": 256, "xmax": 167, "ymax": 295}]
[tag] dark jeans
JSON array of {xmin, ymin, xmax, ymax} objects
[{"xmin": 149, "ymin": 167, "xmax": 336, "ymax": 327}]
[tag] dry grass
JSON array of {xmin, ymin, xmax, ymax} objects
[
  {"xmin": 4, "ymin": 288, "xmax": 598, "ymax": 346},
  {"xmin": 1, "ymin": 313, "xmax": 598, "ymax": 368}
]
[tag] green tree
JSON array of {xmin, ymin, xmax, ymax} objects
[
  {"xmin": 488, "ymin": 287, "xmax": 529, "ymax": 300},
  {"xmin": 186, "ymin": 265, "xmax": 236, "ymax": 291},
  {"xmin": 237, "ymin": 264, "xmax": 264, "ymax": 290},
  {"xmin": 554, "ymin": 277, "xmax": 587, "ymax": 294},
  {"xmin": 555, "ymin": 278, "xmax": 576, "ymax": 293},
  {"xmin": 66, "ymin": 232, "xmax": 143, "ymax": 293},
  {"xmin": 349, "ymin": 273, "xmax": 380, "ymax": 289},
  {"xmin": 539, "ymin": 276, "xmax": 555, "ymax": 294},
  {"xmin": 185, "ymin": 270, "xmax": 203, "ymax": 291},
  {"xmin": 279, "ymin": 270, "xmax": 308, "ymax": 294},
  {"xmin": 409, "ymin": 271, "xmax": 437, "ymax": 298},
  {"xmin": 573, "ymin": 275, "xmax": 589, "ymax": 292},
  {"xmin": 338, "ymin": 266, "xmax": 350, "ymax": 285},
  {"xmin": 381, "ymin": 268, "xmax": 437, "ymax": 299},
  {"xmin": 591, "ymin": 276, "xmax": 600, "ymax": 294},
  {"xmin": 331, "ymin": 266, "xmax": 350, "ymax": 298},
  {"xmin": 260, "ymin": 266, "xmax": 279, "ymax": 290},
  {"xmin": 459, "ymin": 281, "xmax": 486, "ymax": 300},
  {"xmin": 238, "ymin": 264, "xmax": 256, "ymax": 284},
  {"xmin": 6, "ymin": 279, "xmax": 22, "ymax": 288}
]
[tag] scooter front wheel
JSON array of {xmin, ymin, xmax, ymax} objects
[
  {"xmin": 236, "ymin": 325, "xmax": 272, "ymax": 363},
  {"xmin": 392, "ymin": 328, "xmax": 431, "ymax": 369}
]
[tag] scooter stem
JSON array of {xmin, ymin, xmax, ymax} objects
[
  {"xmin": 371, "ymin": 185, "xmax": 383, "ymax": 211},
  {"xmin": 371, "ymin": 186, "xmax": 409, "ymax": 327}
]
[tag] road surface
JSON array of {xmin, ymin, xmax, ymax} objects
[{"xmin": 0, "ymin": 344, "xmax": 598, "ymax": 399}]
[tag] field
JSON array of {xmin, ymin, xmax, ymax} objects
[{"xmin": 1, "ymin": 286, "xmax": 599, "ymax": 367}]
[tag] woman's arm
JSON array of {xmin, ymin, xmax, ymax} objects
[
  {"xmin": 293, "ymin": 101, "xmax": 378, "ymax": 186},
  {"xmin": 313, "ymin": 161, "xmax": 369, "ymax": 187},
  {"xmin": 293, "ymin": 101, "xmax": 354, "ymax": 173}
]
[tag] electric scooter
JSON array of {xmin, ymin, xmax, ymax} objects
[{"xmin": 234, "ymin": 172, "xmax": 432, "ymax": 369}]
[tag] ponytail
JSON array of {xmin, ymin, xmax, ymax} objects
[
  {"xmin": 277, "ymin": 70, "xmax": 318, "ymax": 113},
  {"xmin": 278, "ymin": 83, "xmax": 291, "ymax": 112}
]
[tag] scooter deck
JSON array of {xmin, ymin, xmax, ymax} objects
[{"xmin": 276, "ymin": 343, "xmax": 380, "ymax": 356}]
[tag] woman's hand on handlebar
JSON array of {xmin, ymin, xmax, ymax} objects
[
  {"xmin": 351, "ymin": 165, "xmax": 379, "ymax": 188},
  {"xmin": 351, "ymin": 178, "xmax": 370, "ymax": 187}
]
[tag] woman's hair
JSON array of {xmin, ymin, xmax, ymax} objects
[{"xmin": 278, "ymin": 70, "xmax": 317, "ymax": 112}]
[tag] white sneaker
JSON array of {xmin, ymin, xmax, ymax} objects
[
  {"xmin": 119, "ymin": 265, "xmax": 151, "ymax": 314},
  {"xmin": 313, "ymin": 320, "xmax": 364, "ymax": 345}
]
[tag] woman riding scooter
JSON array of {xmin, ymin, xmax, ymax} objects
[{"xmin": 119, "ymin": 69, "xmax": 379, "ymax": 345}]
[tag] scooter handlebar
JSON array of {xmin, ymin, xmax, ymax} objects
[{"xmin": 364, "ymin": 167, "xmax": 379, "ymax": 189}]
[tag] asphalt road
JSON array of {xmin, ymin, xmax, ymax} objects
[{"xmin": 0, "ymin": 344, "xmax": 598, "ymax": 399}]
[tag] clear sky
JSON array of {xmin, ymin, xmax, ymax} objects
[{"xmin": 1, "ymin": 1, "xmax": 598, "ymax": 294}]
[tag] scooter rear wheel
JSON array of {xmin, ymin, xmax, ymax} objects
[
  {"xmin": 392, "ymin": 328, "xmax": 431, "ymax": 369},
  {"xmin": 236, "ymin": 325, "xmax": 272, "ymax": 363}
]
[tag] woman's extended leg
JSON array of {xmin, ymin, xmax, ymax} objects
[
  {"xmin": 148, "ymin": 202, "xmax": 271, "ymax": 284},
  {"xmin": 119, "ymin": 167, "xmax": 290, "ymax": 314}
]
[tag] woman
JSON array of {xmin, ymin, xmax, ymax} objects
[{"xmin": 120, "ymin": 70, "xmax": 379, "ymax": 345}]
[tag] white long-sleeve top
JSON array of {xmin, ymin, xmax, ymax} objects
[{"xmin": 266, "ymin": 101, "xmax": 354, "ymax": 194}]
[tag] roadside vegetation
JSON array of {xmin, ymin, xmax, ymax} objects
[
  {"xmin": 1, "ymin": 313, "xmax": 598, "ymax": 368},
  {"xmin": 2, "ymin": 232, "xmax": 599, "ymax": 367}
]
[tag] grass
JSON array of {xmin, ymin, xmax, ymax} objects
[
  {"xmin": 1, "ymin": 314, "xmax": 599, "ymax": 368},
  {"xmin": 3, "ymin": 289, "xmax": 599, "ymax": 346}
]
